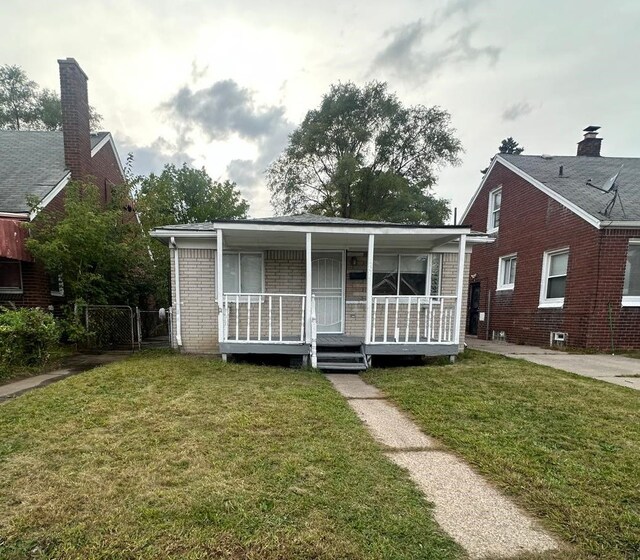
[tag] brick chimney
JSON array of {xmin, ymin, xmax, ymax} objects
[
  {"xmin": 577, "ymin": 125, "xmax": 602, "ymax": 157},
  {"xmin": 58, "ymin": 58, "xmax": 91, "ymax": 180}
]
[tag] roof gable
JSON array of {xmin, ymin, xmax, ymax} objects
[{"xmin": 461, "ymin": 154, "xmax": 640, "ymax": 229}]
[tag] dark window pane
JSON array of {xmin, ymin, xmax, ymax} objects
[
  {"xmin": 546, "ymin": 276, "xmax": 566, "ymax": 299},
  {"xmin": 373, "ymin": 272, "xmax": 398, "ymax": 295},
  {"xmin": 0, "ymin": 260, "xmax": 22, "ymax": 290},
  {"xmin": 399, "ymin": 273, "xmax": 425, "ymax": 295}
]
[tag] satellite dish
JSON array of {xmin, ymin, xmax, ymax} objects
[{"xmin": 586, "ymin": 165, "xmax": 626, "ymax": 218}]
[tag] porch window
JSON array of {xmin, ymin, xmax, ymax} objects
[
  {"xmin": 223, "ymin": 253, "xmax": 263, "ymax": 294},
  {"xmin": 622, "ymin": 240, "xmax": 640, "ymax": 306},
  {"xmin": 487, "ymin": 187, "xmax": 501, "ymax": 232},
  {"xmin": 0, "ymin": 259, "xmax": 22, "ymax": 293},
  {"xmin": 373, "ymin": 254, "xmax": 441, "ymax": 297},
  {"xmin": 497, "ymin": 254, "xmax": 517, "ymax": 290},
  {"xmin": 539, "ymin": 248, "xmax": 569, "ymax": 308}
]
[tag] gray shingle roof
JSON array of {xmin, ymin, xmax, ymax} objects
[
  {"xmin": 152, "ymin": 213, "xmax": 464, "ymax": 231},
  {"xmin": 0, "ymin": 130, "xmax": 110, "ymax": 213},
  {"xmin": 499, "ymin": 154, "xmax": 640, "ymax": 223}
]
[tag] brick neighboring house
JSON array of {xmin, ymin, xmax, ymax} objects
[
  {"xmin": 461, "ymin": 127, "xmax": 640, "ymax": 350},
  {"xmin": 0, "ymin": 58, "xmax": 125, "ymax": 309}
]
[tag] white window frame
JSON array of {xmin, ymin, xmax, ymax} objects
[
  {"xmin": 50, "ymin": 274, "xmax": 64, "ymax": 297},
  {"xmin": 622, "ymin": 239, "xmax": 640, "ymax": 307},
  {"xmin": 497, "ymin": 254, "xmax": 517, "ymax": 291},
  {"xmin": 487, "ymin": 187, "xmax": 502, "ymax": 233},
  {"xmin": 221, "ymin": 251, "xmax": 264, "ymax": 301},
  {"xmin": 539, "ymin": 248, "xmax": 569, "ymax": 308},
  {"xmin": 0, "ymin": 259, "xmax": 23, "ymax": 294},
  {"xmin": 372, "ymin": 253, "xmax": 442, "ymax": 298}
]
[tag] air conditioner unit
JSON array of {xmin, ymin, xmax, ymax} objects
[{"xmin": 550, "ymin": 331, "xmax": 568, "ymax": 348}]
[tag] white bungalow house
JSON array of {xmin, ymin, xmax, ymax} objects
[{"xmin": 150, "ymin": 214, "xmax": 488, "ymax": 370}]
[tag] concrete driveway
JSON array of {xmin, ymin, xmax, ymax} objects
[{"xmin": 467, "ymin": 338, "xmax": 640, "ymax": 391}]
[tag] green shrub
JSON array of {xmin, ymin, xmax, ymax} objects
[{"xmin": 0, "ymin": 307, "xmax": 60, "ymax": 370}]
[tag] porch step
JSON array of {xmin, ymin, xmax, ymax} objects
[
  {"xmin": 317, "ymin": 351, "xmax": 363, "ymax": 360},
  {"xmin": 317, "ymin": 362, "xmax": 367, "ymax": 371}
]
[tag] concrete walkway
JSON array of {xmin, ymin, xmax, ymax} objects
[
  {"xmin": 326, "ymin": 374, "xmax": 559, "ymax": 559},
  {"xmin": 468, "ymin": 338, "xmax": 640, "ymax": 391},
  {"xmin": 0, "ymin": 353, "xmax": 129, "ymax": 402}
]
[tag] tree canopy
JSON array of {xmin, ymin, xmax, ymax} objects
[
  {"xmin": 499, "ymin": 137, "xmax": 524, "ymax": 155},
  {"xmin": 134, "ymin": 164, "xmax": 249, "ymax": 229},
  {"xmin": 267, "ymin": 81, "xmax": 461, "ymax": 224},
  {"xmin": 0, "ymin": 64, "xmax": 101, "ymax": 131},
  {"xmin": 481, "ymin": 136, "xmax": 525, "ymax": 173},
  {"xmin": 25, "ymin": 181, "xmax": 154, "ymax": 306}
]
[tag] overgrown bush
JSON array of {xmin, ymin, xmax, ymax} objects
[{"xmin": 0, "ymin": 307, "xmax": 60, "ymax": 370}]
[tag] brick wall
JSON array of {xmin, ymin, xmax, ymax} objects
[
  {"xmin": 170, "ymin": 248, "xmax": 218, "ymax": 353},
  {"xmin": 465, "ymin": 161, "xmax": 640, "ymax": 349}
]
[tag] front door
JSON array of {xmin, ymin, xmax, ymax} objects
[
  {"xmin": 467, "ymin": 282, "xmax": 481, "ymax": 335},
  {"xmin": 312, "ymin": 252, "xmax": 344, "ymax": 333}
]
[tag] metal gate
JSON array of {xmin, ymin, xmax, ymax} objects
[{"xmin": 135, "ymin": 308, "xmax": 171, "ymax": 349}]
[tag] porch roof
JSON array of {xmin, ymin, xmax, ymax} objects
[{"xmin": 150, "ymin": 214, "xmax": 490, "ymax": 251}]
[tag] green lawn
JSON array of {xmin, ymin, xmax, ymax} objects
[
  {"xmin": 0, "ymin": 352, "xmax": 460, "ymax": 560},
  {"xmin": 364, "ymin": 350, "xmax": 640, "ymax": 560}
]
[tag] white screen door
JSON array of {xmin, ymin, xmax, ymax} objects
[{"xmin": 312, "ymin": 252, "xmax": 344, "ymax": 333}]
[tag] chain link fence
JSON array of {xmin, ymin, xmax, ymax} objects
[{"xmin": 76, "ymin": 305, "xmax": 171, "ymax": 351}]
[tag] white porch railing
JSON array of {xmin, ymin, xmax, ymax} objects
[
  {"xmin": 368, "ymin": 295, "xmax": 457, "ymax": 344},
  {"xmin": 222, "ymin": 293, "xmax": 306, "ymax": 343}
]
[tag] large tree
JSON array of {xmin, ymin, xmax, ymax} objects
[
  {"xmin": 0, "ymin": 64, "xmax": 102, "ymax": 131},
  {"xmin": 0, "ymin": 65, "xmax": 38, "ymax": 130},
  {"xmin": 25, "ymin": 181, "xmax": 154, "ymax": 306},
  {"xmin": 267, "ymin": 81, "xmax": 462, "ymax": 224}
]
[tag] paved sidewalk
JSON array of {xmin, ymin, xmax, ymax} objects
[
  {"xmin": 326, "ymin": 374, "xmax": 559, "ymax": 559},
  {"xmin": 0, "ymin": 353, "xmax": 129, "ymax": 402},
  {"xmin": 468, "ymin": 338, "xmax": 640, "ymax": 390}
]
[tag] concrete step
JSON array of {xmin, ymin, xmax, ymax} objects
[{"xmin": 317, "ymin": 362, "xmax": 367, "ymax": 371}]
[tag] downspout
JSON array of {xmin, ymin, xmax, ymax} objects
[{"xmin": 170, "ymin": 237, "xmax": 183, "ymax": 348}]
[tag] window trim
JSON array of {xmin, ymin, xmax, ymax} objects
[
  {"xmin": 539, "ymin": 247, "xmax": 569, "ymax": 308},
  {"xmin": 0, "ymin": 259, "xmax": 23, "ymax": 294},
  {"xmin": 221, "ymin": 251, "xmax": 264, "ymax": 300},
  {"xmin": 496, "ymin": 253, "xmax": 517, "ymax": 291},
  {"xmin": 372, "ymin": 253, "xmax": 442, "ymax": 298},
  {"xmin": 622, "ymin": 239, "xmax": 640, "ymax": 307},
  {"xmin": 487, "ymin": 187, "xmax": 502, "ymax": 233}
]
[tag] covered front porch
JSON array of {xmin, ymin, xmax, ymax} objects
[{"xmin": 212, "ymin": 218, "xmax": 474, "ymax": 368}]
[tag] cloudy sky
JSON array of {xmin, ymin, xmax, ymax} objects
[{"xmin": 3, "ymin": 0, "xmax": 639, "ymax": 220}]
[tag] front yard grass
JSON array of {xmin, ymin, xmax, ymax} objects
[
  {"xmin": 364, "ymin": 350, "xmax": 640, "ymax": 560},
  {"xmin": 0, "ymin": 352, "xmax": 460, "ymax": 560}
]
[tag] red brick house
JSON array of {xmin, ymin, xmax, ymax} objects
[
  {"xmin": 0, "ymin": 58, "xmax": 125, "ymax": 309},
  {"xmin": 461, "ymin": 127, "xmax": 640, "ymax": 350}
]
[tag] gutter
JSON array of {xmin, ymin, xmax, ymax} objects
[{"xmin": 170, "ymin": 237, "xmax": 183, "ymax": 348}]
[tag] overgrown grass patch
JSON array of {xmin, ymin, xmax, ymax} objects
[
  {"xmin": 364, "ymin": 350, "xmax": 640, "ymax": 560},
  {"xmin": 0, "ymin": 352, "xmax": 460, "ymax": 559}
]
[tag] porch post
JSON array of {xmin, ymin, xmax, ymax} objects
[
  {"xmin": 365, "ymin": 234, "xmax": 375, "ymax": 344},
  {"xmin": 454, "ymin": 233, "xmax": 467, "ymax": 346},
  {"xmin": 305, "ymin": 232, "xmax": 312, "ymax": 345},
  {"xmin": 216, "ymin": 229, "xmax": 226, "ymax": 360}
]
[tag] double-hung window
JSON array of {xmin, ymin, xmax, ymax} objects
[
  {"xmin": 487, "ymin": 187, "xmax": 502, "ymax": 232},
  {"xmin": 223, "ymin": 253, "xmax": 263, "ymax": 297},
  {"xmin": 539, "ymin": 248, "xmax": 569, "ymax": 307},
  {"xmin": 372, "ymin": 254, "xmax": 442, "ymax": 297},
  {"xmin": 497, "ymin": 254, "xmax": 517, "ymax": 290},
  {"xmin": 0, "ymin": 259, "xmax": 22, "ymax": 294},
  {"xmin": 622, "ymin": 240, "xmax": 640, "ymax": 306}
]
